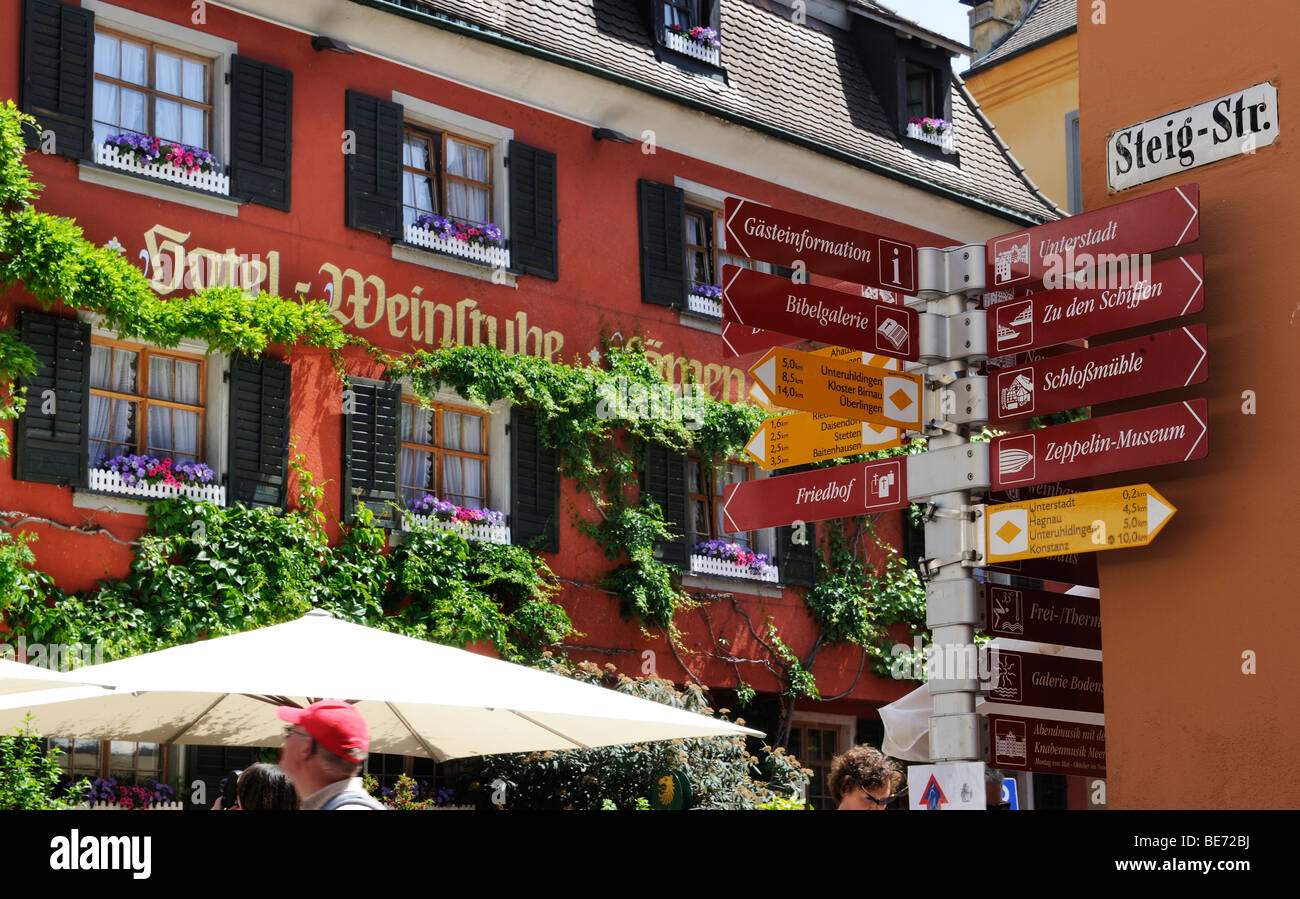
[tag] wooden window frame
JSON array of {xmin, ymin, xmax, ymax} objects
[
  {"xmin": 904, "ymin": 60, "xmax": 940, "ymax": 122},
  {"xmin": 402, "ymin": 123, "xmax": 442, "ymax": 227},
  {"xmin": 93, "ymin": 26, "xmax": 214, "ymax": 151},
  {"xmin": 88, "ymin": 337, "xmax": 207, "ymax": 465},
  {"xmin": 50, "ymin": 738, "xmax": 169, "ymax": 786},
  {"xmin": 441, "ymin": 133, "xmax": 494, "ymax": 229},
  {"xmin": 688, "ymin": 455, "xmax": 754, "ymax": 547},
  {"xmin": 399, "ymin": 398, "xmax": 490, "ymax": 508},
  {"xmin": 683, "ymin": 205, "xmax": 716, "ymax": 291},
  {"xmin": 664, "ymin": 0, "xmax": 700, "ymax": 29}
]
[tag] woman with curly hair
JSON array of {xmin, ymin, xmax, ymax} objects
[{"xmin": 829, "ymin": 744, "xmax": 903, "ymax": 810}]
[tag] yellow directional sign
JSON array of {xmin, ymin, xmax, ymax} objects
[
  {"xmin": 985, "ymin": 483, "xmax": 1177, "ymax": 564},
  {"xmin": 745, "ymin": 413, "xmax": 902, "ymax": 470},
  {"xmin": 748, "ymin": 346, "xmax": 922, "ymax": 430},
  {"xmin": 749, "ymin": 348, "xmax": 898, "ymax": 413}
]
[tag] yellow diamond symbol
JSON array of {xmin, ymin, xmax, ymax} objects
[
  {"xmin": 996, "ymin": 520, "xmax": 1022, "ymax": 544},
  {"xmin": 890, "ymin": 388, "xmax": 913, "ymax": 410}
]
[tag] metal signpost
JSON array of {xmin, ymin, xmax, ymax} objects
[{"xmin": 719, "ymin": 182, "xmax": 1207, "ymax": 806}]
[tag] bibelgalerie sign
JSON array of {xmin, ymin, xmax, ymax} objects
[
  {"xmin": 718, "ymin": 185, "xmax": 1207, "ymax": 790},
  {"xmin": 1107, "ymin": 82, "xmax": 1278, "ymax": 191}
]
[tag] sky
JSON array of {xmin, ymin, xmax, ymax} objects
[{"xmin": 883, "ymin": 0, "xmax": 974, "ymax": 72}]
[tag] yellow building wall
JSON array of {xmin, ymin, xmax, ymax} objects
[{"xmin": 965, "ymin": 32, "xmax": 1079, "ymax": 211}]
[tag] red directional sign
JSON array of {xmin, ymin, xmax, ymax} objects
[
  {"xmin": 990, "ymin": 324, "xmax": 1208, "ymax": 423},
  {"xmin": 987, "ymin": 714, "xmax": 1106, "ymax": 778},
  {"xmin": 988, "ymin": 649, "xmax": 1104, "ymax": 714},
  {"xmin": 721, "ymin": 458, "xmax": 907, "ymax": 533},
  {"xmin": 992, "ymin": 399, "xmax": 1208, "ymax": 490},
  {"xmin": 723, "ymin": 197, "xmax": 918, "ymax": 293},
  {"xmin": 984, "ymin": 584, "xmax": 1102, "ymax": 650},
  {"xmin": 721, "ymin": 265, "xmax": 920, "ymax": 361},
  {"xmin": 980, "ymin": 553, "xmax": 1100, "ymax": 588},
  {"xmin": 988, "ymin": 254, "xmax": 1205, "ymax": 355},
  {"xmin": 721, "ymin": 321, "xmax": 801, "ymax": 359},
  {"xmin": 987, "ymin": 183, "xmax": 1199, "ymax": 290}
]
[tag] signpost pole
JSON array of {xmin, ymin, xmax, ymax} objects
[{"xmin": 907, "ymin": 245, "xmax": 992, "ymax": 775}]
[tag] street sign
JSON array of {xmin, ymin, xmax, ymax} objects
[
  {"xmin": 721, "ymin": 265, "xmax": 920, "ymax": 361},
  {"xmin": 721, "ymin": 321, "xmax": 801, "ymax": 359},
  {"xmin": 744, "ymin": 413, "xmax": 901, "ymax": 470},
  {"xmin": 906, "ymin": 763, "xmax": 987, "ymax": 811},
  {"xmin": 985, "ymin": 483, "xmax": 1177, "ymax": 564},
  {"xmin": 748, "ymin": 346, "xmax": 922, "ymax": 430},
  {"xmin": 989, "ymin": 325, "xmax": 1207, "ymax": 423},
  {"xmin": 721, "ymin": 457, "xmax": 907, "ymax": 533},
  {"xmin": 723, "ymin": 197, "xmax": 918, "ymax": 293},
  {"xmin": 980, "ymin": 554, "xmax": 1100, "ymax": 588},
  {"xmin": 992, "ymin": 399, "xmax": 1208, "ymax": 490},
  {"xmin": 987, "ymin": 254, "xmax": 1205, "ymax": 355},
  {"xmin": 984, "ymin": 584, "xmax": 1102, "ymax": 650},
  {"xmin": 987, "ymin": 714, "xmax": 1106, "ymax": 778},
  {"xmin": 1107, "ymin": 82, "xmax": 1279, "ymax": 191},
  {"xmin": 987, "ymin": 183, "xmax": 1199, "ymax": 289},
  {"xmin": 988, "ymin": 649, "xmax": 1104, "ymax": 713},
  {"xmin": 1000, "ymin": 778, "xmax": 1019, "ymax": 810}
]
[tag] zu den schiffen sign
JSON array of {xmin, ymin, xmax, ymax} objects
[{"xmin": 1108, "ymin": 82, "xmax": 1279, "ymax": 191}]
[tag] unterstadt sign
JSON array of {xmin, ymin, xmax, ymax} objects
[
  {"xmin": 987, "ymin": 184, "xmax": 1199, "ymax": 289},
  {"xmin": 985, "ymin": 483, "xmax": 1177, "ymax": 564}
]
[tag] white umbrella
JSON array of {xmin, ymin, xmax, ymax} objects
[
  {"xmin": 0, "ymin": 658, "xmax": 95, "ymax": 696},
  {"xmin": 0, "ymin": 610, "xmax": 761, "ymax": 760}
]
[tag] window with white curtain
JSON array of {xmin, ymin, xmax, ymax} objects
[
  {"xmin": 88, "ymin": 340, "xmax": 205, "ymax": 467},
  {"xmin": 92, "ymin": 28, "xmax": 213, "ymax": 150},
  {"xmin": 399, "ymin": 400, "xmax": 489, "ymax": 510},
  {"xmin": 401, "ymin": 124, "xmax": 494, "ymax": 230}
]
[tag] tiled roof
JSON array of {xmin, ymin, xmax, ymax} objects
[
  {"xmin": 371, "ymin": 0, "xmax": 1060, "ymax": 222},
  {"xmin": 966, "ymin": 0, "xmax": 1077, "ymax": 74}
]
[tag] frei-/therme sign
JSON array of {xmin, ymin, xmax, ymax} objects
[{"xmin": 1107, "ymin": 82, "xmax": 1278, "ymax": 191}]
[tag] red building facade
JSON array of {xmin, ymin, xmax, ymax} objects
[{"xmin": 2, "ymin": 0, "xmax": 1055, "ymax": 804}]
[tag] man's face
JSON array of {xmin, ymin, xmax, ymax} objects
[
  {"xmin": 279, "ymin": 725, "xmax": 313, "ymax": 780},
  {"xmin": 837, "ymin": 782, "xmax": 894, "ymax": 810}
]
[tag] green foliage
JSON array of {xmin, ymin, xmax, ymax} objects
[
  {"xmin": 757, "ymin": 793, "xmax": 810, "ymax": 810},
  {"xmin": 0, "ymin": 101, "xmax": 38, "ymax": 209},
  {"xmin": 587, "ymin": 497, "xmax": 688, "ymax": 630},
  {"xmin": 0, "ymin": 328, "xmax": 37, "ymax": 459},
  {"xmin": 0, "ymin": 717, "xmax": 81, "ymax": 811},
  {"xmin": 804, "ymin": 520, "xmax": 927, "ymax": 680},
  {"xmin": 473, "ymin": 654, "xmax": 809, "ymax": 810},
  {"xmin": 766, "ymin": 624, "xmax": 819, "ymax": 700}
]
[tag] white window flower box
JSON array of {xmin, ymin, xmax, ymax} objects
[
  {"xmin": 689, "ymin": 554, "xmax": 779, "ymax": 583},
  {"xmin": 665, "ymin": 30, "xmax": 722, "ymax": 66},
  {"xmin": 402, "ymin": 513, "xmax": 511, "ymax": 545},
  {"xmin": 907, "ymin": 122, "xmax": 955, "ymax": 154},
  {"xmin": 94, "ymin": 144, "xmax": 230, "ymax": 195},
  {"xmin": 87, "ymin": 468, "xmax": 226, "ymax": 505},
  {"xmin": 403, "ymin": 224, "xmax": 511, "ymax": 269},
  {"xmin": 686, "ymin": 292, "xmax": 722, "ymax": 317}
]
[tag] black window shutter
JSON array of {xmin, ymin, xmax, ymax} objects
[
  {"xmin": 341, "ymin": 377, "xmax": 400, "ymax": 527},
  {"xmin": 226, "ymin": 355, "xmax": 291, "ymax": 508},
  {"xmin": 510, "ymin": 406, "xmax": 559, "ymax": 552},
  {"xmin": 642, "ymin": 441, "xmax": 688, "ymax": 568},
  {"xmin": 230, "ymin": 55, "xmax": 293, "ymax": 211},
  {"xmin": 507, "ymin": 140, "xmax": 558, "ymax": 280},
  {"xmin": 13, "ymin": 311, "xmax": 90, "ymax": 486},
  {"xmin": 344, "ymin": 90, "xmax": 403, "ymax": 237},
  {"xmin": 777, "ymin": 521, "xmax": 818, "ymax": 588},
  {"xmin": 638, "ymin": 179, "xmax": 686, "ymax": 308},
  {"xmin": 21, "ymin": 0, "xmax": 94, "ymax": 160}
]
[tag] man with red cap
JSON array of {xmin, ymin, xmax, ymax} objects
[{"xmin": 277, "ymin": 700, "xmax": 385, "ymax": 810}]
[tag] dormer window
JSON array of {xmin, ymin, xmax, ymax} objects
[
  {"xmin": 654, "ymin": 0, "xmax": 722, "ymax": 70},
  {"xmin": 905, "ymin": 62, "xmax": 941, "ymax": 121}
]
